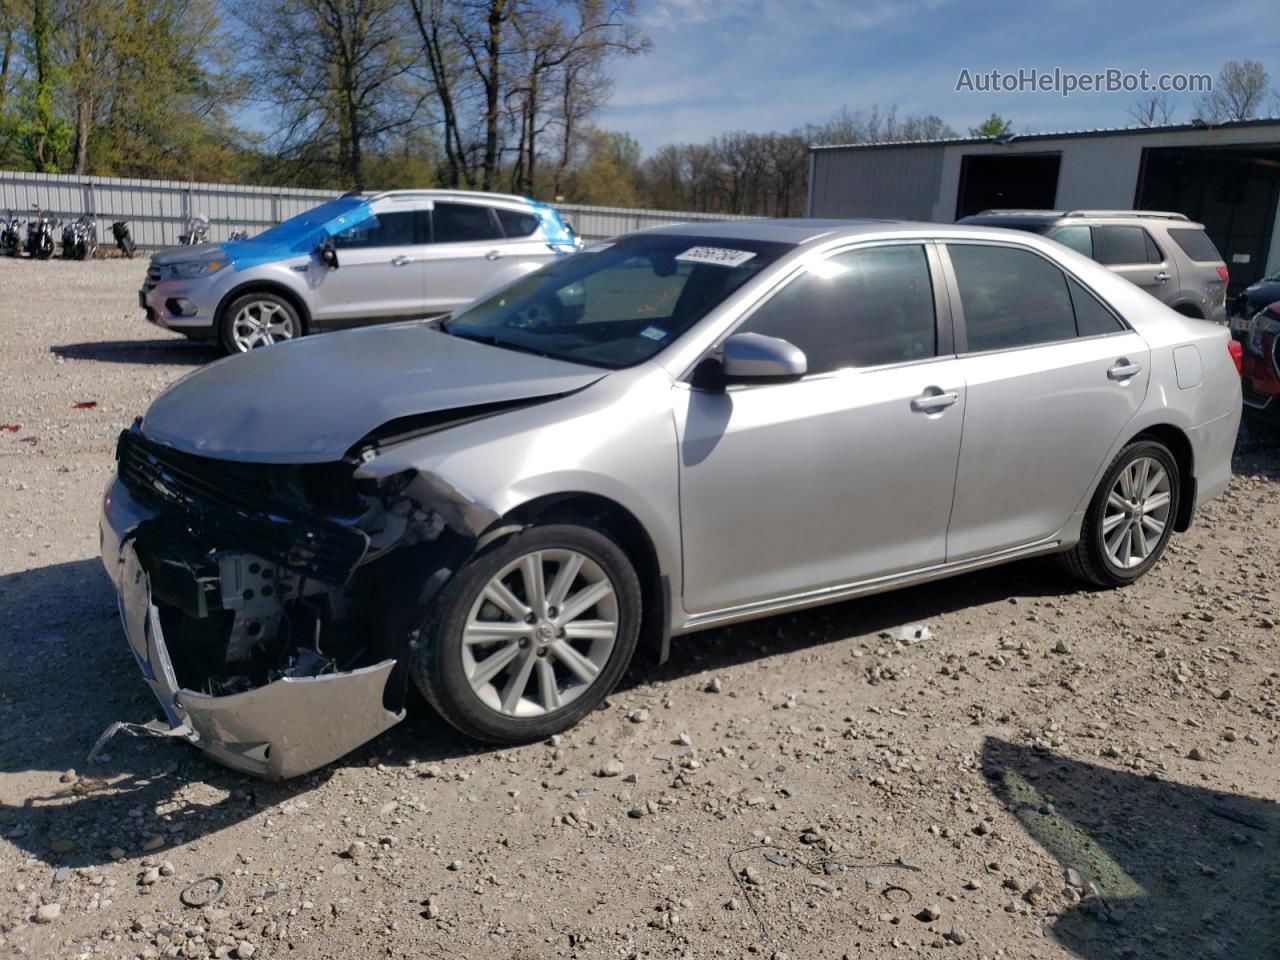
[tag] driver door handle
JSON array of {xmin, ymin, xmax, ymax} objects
[
  {"xmin": 391, "ymin": 255, "xmax": 417, "ymax": 267},
  {"xmin": 910, "ymin": 390, "xmax": 959, "ymax": 413},
  {"xmin": 1108, "ymin": 360, "xmax": 1142, "ymax": 380},
  {"xmin": 1154, "ymin": 271, "xmax": 1171, "ymax": 282},
  {"xmin": 485, "ymin": 249, "xmax": 502, "ymax": 261}
]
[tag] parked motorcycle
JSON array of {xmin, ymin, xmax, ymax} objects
[
  {"xmin": 112, "ymin": 219, "xmax": 136, "ymax": 259},
  {"xmin": 178, "ymin": 213, "xmax": 210, "ymax": 245},
  {"xmin": 25, "ymin": 208, "xmax": 56, "ymax": 260},
  {"xmin": 61, "ymin": 214, "xmax": 98, "ymax": 260},
  {"xmin": 1, "ymin": 211, "xmax": 21, "ymax": 256}
]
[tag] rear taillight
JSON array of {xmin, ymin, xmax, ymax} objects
[
  {"xmin": 1228, "ymin": 339, "xmax": 1243, "ymax": 375},
  {"xmin": 1217, "ymin": 266, "xmax": 1230, "ymax": 284}
]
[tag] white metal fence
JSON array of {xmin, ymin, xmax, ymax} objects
[{"xmin": 0, "ymin": 170, "xmax": 760, "ymax": 248}]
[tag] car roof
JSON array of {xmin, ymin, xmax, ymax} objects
[
  {"xmin": 642, "ymin": 218, "xmax": 906, "ymax": 244},
  {"xmin": 355, "ymin": 189, "xmax": 537, "ymax": 208},
  {"xmin": 961, "ymin": 209, "xmax": 1206, "ymax": 229},
  {"xmin": 639, "ymin": 217, "xmax": 1108, "ymax": 245}
]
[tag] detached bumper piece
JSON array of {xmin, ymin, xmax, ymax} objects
[
  {"xmin": 118, "ymin": 544, "xmax": 404, "ymax": 779},
  {"xmin": 116, "ymin": 428, "xmax": 368, "ymax": 584}
]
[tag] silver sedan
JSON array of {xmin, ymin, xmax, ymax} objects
[{"xmin": 100, "ymin": 219, "xmax": 1242, "ymax": 778}]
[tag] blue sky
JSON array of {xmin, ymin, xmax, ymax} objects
[{"xmin": 599, "ymin": 0, "xmax": 1280, "ymax": 151}]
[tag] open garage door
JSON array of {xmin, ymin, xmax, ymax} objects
[
  {"xmin": 1136, "ymin": 145, "xmax": 1280, "ymax": 294},
  {"xmin": 955, "ymin": 153, "xmax": 1061, "ymax": 220}
]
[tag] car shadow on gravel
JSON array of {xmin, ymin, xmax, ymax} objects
[
  {"xmin": 50, "ymin": 338, "xmax": 218, "ymax": 366},
  {"xmin": 634, "ymin": 555, "xmax": 1077, "ymax": 691},
  {"xmin": 982, "ymin": 738, "xmax": 1280, "ymax": 960},
  {"xmin": 0, "ymin": 551, "xmax": 1077, "ymax": 871}
]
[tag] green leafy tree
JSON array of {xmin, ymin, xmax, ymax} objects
[
  {"xmin": 565, "ymin": 129, "xmax": 640, "ymax": 204},
  {"xmin": 968, "ymin": 112, "xmax": 1013, "ymax": 138}
]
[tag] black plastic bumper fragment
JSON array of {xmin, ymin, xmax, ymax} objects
[{"xmin": 116, "ymin": 429, "xmax": 369, "ymax": 585}]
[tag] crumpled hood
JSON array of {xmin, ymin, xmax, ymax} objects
[{"xmin": 141, "ymin": 324, "xmax": 606, "ymax": 463}]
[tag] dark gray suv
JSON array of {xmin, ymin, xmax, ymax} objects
[{"xmin": 958, "ymin": 210, "xmax": 1229, "ymax": 325}]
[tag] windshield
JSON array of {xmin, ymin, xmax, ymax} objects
[
  {"xmin": 962, "ymin": 217, "xmax": 1053, "ymax": 235},
  {"xmin": 445, "ymin": 234, "xmax": 791, "ymax": 368},
  {"xmin": 250, "ymin": 197, "xmax": 371, "ymax": 245}
]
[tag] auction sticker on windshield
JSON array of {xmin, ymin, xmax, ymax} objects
[{"xmin": 675, "ymin": 246, "xmax": 757, "ymax": 268}]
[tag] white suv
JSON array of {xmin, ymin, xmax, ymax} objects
[{"xmin": 140, "ymin": 190, "xmax": 581, "ymax": 354}]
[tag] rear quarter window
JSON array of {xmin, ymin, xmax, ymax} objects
[
  {"xmin": 496, "ymin": 208, "xmax": 541, "ymax": 238},
  {"xmin": 1167, "ymin": 228, "xmax": 1223, "ymax": 263}
]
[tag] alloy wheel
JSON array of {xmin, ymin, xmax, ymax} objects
[
  {"xmin": 230, "ymin": 300, "xmax": 295, "ymax": 351},
  {"xmin": 1102, "ymin": 456, "xmax": 1172, "ymax": 570},
  {"xmin": 462, "ymin": 548, "xmax": 618, "ymax": 718}
]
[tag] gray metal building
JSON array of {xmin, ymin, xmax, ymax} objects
[{"xmin": 807, "ymin": 117, "xmax": 1280, "ymax": 292}]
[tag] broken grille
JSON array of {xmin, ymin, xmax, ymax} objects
[{"xmin": 116, "ymin": 429, "xmax": 369, "ymax": 585}]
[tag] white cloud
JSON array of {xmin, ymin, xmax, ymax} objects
[{"xmin": 643, "ymin": 0, "xmax": 952, "ymax": 31}]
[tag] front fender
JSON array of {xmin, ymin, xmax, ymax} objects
[{"xmin": 353, "ymin": 366, "xmax": 683, "ymax": 606}]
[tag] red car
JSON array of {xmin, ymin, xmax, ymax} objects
[{"xmin": 1242, "ymin": 301, "xmax": 1280, "ymax": 425}]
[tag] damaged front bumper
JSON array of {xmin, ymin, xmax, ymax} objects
[{"xmin": 109, "ymin": 537, "xmax": 404, "ymax": 779}]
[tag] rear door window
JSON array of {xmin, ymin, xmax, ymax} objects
[
  {"xmin": 1094, "ymin": 226, "xmax": 1156, "ymax": 265},
  {"xmin": 432, "ymin": 202, "xmax": 502, "ymax": 243},
  {"xmin": 947, "ymin": 244, "xmax": 1077, "ymax": 351},
  {"xmin": 1167, "ymin": 227, "xmax": 1223, "ymax": 263},
  {"xmin": 737, "ymin": 244, "xmax": 937, "ymax": 373}
]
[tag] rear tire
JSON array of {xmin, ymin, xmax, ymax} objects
[
  {"xmin": 1059, "ymin": 439, "xmax": 1179, "ymax": 587},
  {"xmin": 411, "ymin": 522, "xmax": 642, "ymax": 744}
]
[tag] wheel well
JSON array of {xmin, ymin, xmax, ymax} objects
[
  {"xmin": 215, "ymin": 282, "xmax": 311, "ymax": 334},
  {"xmin": 1172, "ymin": 302, "xmax": 1204, "ymax": 319},
  {"xmin": 500, "ymin": 493, "xmax": 670, "ymax": 664},
  {"xmin": 1130, "ymin": 425, "xmax": 1195, "ymax": 532}
]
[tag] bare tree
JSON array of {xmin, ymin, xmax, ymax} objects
[
  {"xmin": 407, "ymin": 0, "xmax": 474, "ymax": 187},
  {"xmin": 238, "ymin": 0, "xmax": 423, "ymax": 190},
  {"xmin": 1196, "ymin": 59, "xmax": 1272, "ymax": 123},
  {"xmin": 1129, "ymin": 93, "xmax": 1174, "ymax": 127},
  {"xmin": 807, "ymin": 104, "xmax": 956, "ymax": 146},
  {"xmin": 505, "ymin": 0, "xmax": 646, "ymax": 197}
]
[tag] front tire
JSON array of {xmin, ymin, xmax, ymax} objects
[
  {"xmin": 218, "ymin": 292, "xmax": 302, "ymax": 354},
  {"xmin": 1060, "ymin": 439, "xmax": 1179, "ymax": 587},
  {"xmin": 411, "ymin": 522, "xmax": 642, "ymax": 743}
]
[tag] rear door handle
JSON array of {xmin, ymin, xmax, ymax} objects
[
  {"xmin": 391, "ymin": 256, "xmax": 416, "ymax": 267},
  {"xmin": 1154, "ymin": 272, "xmax": 1171, "ymax": 282},
  {"xmin": 485, "ymin": 249, "xmax": 502, "ymax": 261},
  {"xmin": 1108, "ymin": 360, "xmax": 1142, "ymax": 380},
  {"xmin": 911, "ymin": 390, "xmax": 959, "ymax": 413}
]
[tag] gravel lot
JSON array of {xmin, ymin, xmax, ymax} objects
[{"xmin": 2, "ymin": 257, "xmax": 1280, "ymax": 960}]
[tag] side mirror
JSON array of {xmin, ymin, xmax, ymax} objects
[
  {"xmin": 721, "ymin": 333, "xmax": 807, "ymax": 382},
  {"xmin": 318, "ymin": 241, "xmax": 339, "ymax": 269}
]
